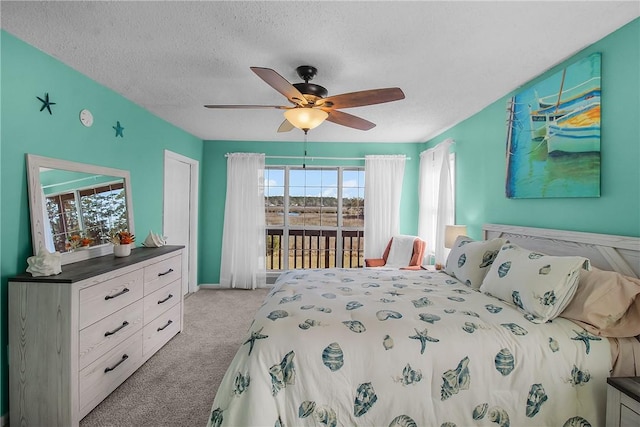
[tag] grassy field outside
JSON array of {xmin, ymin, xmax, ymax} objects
[{"xmin": 266, "ymin": 252, "xmax": 363, "ymax": 270}]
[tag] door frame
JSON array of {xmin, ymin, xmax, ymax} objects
[{"xmin": 163, "ymin": 150, "xmax": 199, "ymax": 293}]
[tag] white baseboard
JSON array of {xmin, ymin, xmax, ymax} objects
[
  {"xmin": 199, "ymin": 272, "xmax": 281, "ymax": 289},
  {"xmin": 198, "ymin": 283, "xmax": 274, "ymax": 289},
  {"xmin": 198, "ymin": 283, "xmax": 221, "ymax": 289}
]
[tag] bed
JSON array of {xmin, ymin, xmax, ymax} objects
[{"xmin": 207, "ymin": 224, "xmax": 640, "ymax": 427}]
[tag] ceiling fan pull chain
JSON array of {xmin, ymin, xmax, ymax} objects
[{"xmin": 303, "ymin": 130, "xmax": 308, "ymax": 169}]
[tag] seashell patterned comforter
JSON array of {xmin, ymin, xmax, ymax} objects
[{"xmin": 207, "ymin": 268, "xmax": 611, "ymax": 427}]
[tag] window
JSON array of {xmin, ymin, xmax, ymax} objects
[
  {"xmin": 419, "ymin": 146, "xmax": 456, "ymax": 264},
  {"xmin": 45, "ymin": 182, "xmax": 127, "ymax": 252},
  {"xmin": 265, "ymin": 166, "xmax": 364, "ymax": 270}
]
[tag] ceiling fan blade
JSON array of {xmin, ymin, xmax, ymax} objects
[
  {"xmin": 277, "ymin": 119, "xmax": 294, "ymax": 133},
  {"xmin": 318, "ymin": 87, "xmax": 405, "ymax": 109},
  {"xmin": 250, "ymin": 67, "xmax": 308, "ymax": 106},
  {"xmin": 204, "ymin": 104, "xmax": 288, "ymax": 109},
  {"xmin": 324, "ymin": 109, "xmax": 376, "ymax": 131}
]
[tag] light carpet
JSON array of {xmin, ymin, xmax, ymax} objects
[{"xmin": 80, "ymin": 287, "xmax": 269, "ymax": 427}]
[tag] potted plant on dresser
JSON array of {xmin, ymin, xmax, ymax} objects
[{"xmin": 111, "ymin": 230, "xmax": 135, "ymax": 257}]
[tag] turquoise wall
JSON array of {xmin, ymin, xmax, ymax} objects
[
  {"xmin": 426, "ymin": 19, "xmax": 640, "ymax": 240},
  {"xmin": 199, "ymin": 140, "xmax": 421, "ymax": 284},
  {"xmin": 0, "ymin": 31, "xmax": 203, "ymax": 417}
]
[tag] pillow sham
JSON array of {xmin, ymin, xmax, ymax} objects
[
  {"xmin": 560, "ymin": 267, "xmax": 640, "ymax": 337},
  {"xmin": 479, "ymin": 243, "xmax": 590, "ymax": 323},
  {"xmin": 444, "ymin": 236, "xmax": 506, "ymax": 289}
]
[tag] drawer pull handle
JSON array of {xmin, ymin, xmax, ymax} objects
[
  {"xmin": 158, "ymin": 294, "xmax": 173, "ymax": 304},
  {"xmin": 158, "ymin": 268, "xmax": 174, "ymax": 277},
  {"xmin": 104, "ymin": 321, "xmax": 129, "ymax": 337},
  {"xmin": 157, "ymin": 319, "xmax": 173, "ymax": 332},
  {"xmin": 104, "ymin": 354, "xmax": 128, "ymax": 373},
  {"xmin": 105, "ymin": 288, "xmax": 130, "ymax": 300}
]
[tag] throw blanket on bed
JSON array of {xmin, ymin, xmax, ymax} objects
[{"xmin": 208, "ymin": 268, "xmax": 610, "ymax": 427}]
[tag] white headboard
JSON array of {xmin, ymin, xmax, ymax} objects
[{"xmin": 483, "ymin": 224, "xmax": 640, "ymax": 278}]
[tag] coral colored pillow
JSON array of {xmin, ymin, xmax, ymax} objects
[{"xmin": 560, "ymin": 267, "xmax": 640, "ymax": 337}]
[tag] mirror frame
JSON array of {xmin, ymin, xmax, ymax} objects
[{"xmin": 26, "ymin": 154, "xmax": 135, "ymax": 265}]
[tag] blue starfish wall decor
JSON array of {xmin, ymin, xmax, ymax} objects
[
  {"xmin": 113, "ymin": 121, "xmax": 125, "ymax": 137},
  {"xmin": 36, "ymin": 93, "xmax": 56, "ymax": 114}
]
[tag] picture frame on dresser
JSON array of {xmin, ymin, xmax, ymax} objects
[{"xmin": 8, "ymin": 245, "xmax": 185, "ymax": 427}]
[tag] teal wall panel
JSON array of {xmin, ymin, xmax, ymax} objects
[
  {"xmin": 0, "ymin": 31, "xmax": 203, "ymax": 416},
  {"xmin": 425, "ymin": 19, "xmax": 640, "ymax": 240}
]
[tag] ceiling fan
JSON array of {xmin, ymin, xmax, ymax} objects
[{"xmin": 204, "ymin": 65, "xmax": 405, "ymax": 133}]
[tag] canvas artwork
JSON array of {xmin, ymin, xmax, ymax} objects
[{"xmin": 506, "ymin": 53, "xmax": 601, "ymax": 198}]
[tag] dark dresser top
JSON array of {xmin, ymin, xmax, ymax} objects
[
  {"xmin": 10, "ymin": 245, "xmax": 184, "ymax": 284},
  {"xmin": 608, "ymin": 376, "xmax": 640, "ymax": 402}
]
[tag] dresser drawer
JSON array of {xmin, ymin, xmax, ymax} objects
[
  {"xmin": 79, "ymin": 300, "xmax": 144, "ymax": 370},
  {"xmin": 621, "ymin": 403, "xmax": 640, "ymax": 427},
  {"xmin": 79, "ymin": 269, "xmax": 144, "ymax": 329},
  {"xmin": 143, "ymin": 302, "xmax": 181, "ymax": 357},
  {"xmin": 144, "ymin": 255, "xmax": 181, "ymax": 295},
  {"xmin": 144, "ymin": 279, "xmax": 181, "ymax": 323},
  {"xmin": 78, "ymin": 331, "xmax": 143, "ymax": 418}
]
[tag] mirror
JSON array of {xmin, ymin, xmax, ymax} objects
[{"xmin": 26, "ymin": 154, "xmax": 135, "ymax": 265}]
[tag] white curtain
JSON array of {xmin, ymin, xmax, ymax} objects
[
  {"xmin": 220, "ymin": 153, "xmax": 266, "ymax": 289},
  {"xmin": 41, "ymin": 188, "xmax": 55, "ymax": 252},
  {"xmin": 364, "ymin": 155, "xmax": 406, "ymax": 259},
  {"xmin": 418, "ymin": 139, "xmax": 454, "ymax": 265}
]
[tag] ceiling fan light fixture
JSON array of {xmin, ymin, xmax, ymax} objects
[
  {"xmin": 284, "ymin": 108, "xmax": 328, "ymax": 131},
  {"xmin": 206, "ymin": 66, "xmax": 404, "ymax": 132}
]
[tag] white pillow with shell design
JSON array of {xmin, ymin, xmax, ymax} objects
[
  {"xmin": 479, "ymin": 243, "xmax": 590, "ymax": 323},
  {"xmin": 444, "ymin": 236, "xmax": 507, "ymax": 289}
]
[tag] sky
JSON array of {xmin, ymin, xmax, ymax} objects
[{"xmin": 265, "ymin": 168, "xmax": 364, "ymax": 198}]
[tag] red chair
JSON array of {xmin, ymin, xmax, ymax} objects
[{"xmin": 365, "ymin": 236, "xmax": 426, "ymax": 270}]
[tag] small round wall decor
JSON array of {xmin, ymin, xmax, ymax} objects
[{"xmin": 79, "ymin": 109, "xmax": 94, "ymax": 127}]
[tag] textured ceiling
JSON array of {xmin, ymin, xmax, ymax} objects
[{"xmin": 2, "ymin": 1, "xmax": 638, "ymax": 143}]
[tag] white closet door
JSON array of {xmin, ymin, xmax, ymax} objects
[{"xmin": 163, "ymin": 155, "xmax": 192, "ymax": 295}]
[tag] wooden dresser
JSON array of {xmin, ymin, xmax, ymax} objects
[
  {"xmin": 8, "ymin": 245, "xmax": 184, "ymax": 427},
  {"xmin": 607, "ymin": 377, "xmax": 640, "ymax": 427}
]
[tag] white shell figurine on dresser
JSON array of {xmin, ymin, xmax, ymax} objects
[
  {"xmin": 142, "ymin": 230, "xmax": 166, "ymax": 247},
  {"xmin": 26, "ymin": 245, "xmax": 62, "ymax": 276}
]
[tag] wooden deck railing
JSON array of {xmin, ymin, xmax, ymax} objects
[{"xmin": 266, "ymin": 229, "xmax": 364, "ymax": 270}]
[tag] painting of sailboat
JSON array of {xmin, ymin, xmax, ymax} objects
[{"xmin": 506, "ymin": 53, "xmax": 601, "ymax": 198}]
